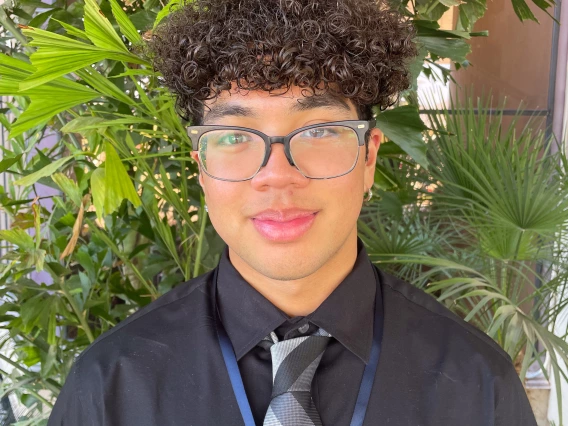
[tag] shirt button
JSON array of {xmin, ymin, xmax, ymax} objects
[{"xmin": 298, "ymin": 323, "xmax": 309, "ymax": 334}]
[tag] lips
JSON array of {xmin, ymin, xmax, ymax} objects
[{"xmin": 251, "ymin": 209, "xmax": 319, "ymax": 242}]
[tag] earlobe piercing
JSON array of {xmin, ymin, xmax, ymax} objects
[{"xmin": 364, "ymin": 188, "xmax": 373, "ymax": 203}]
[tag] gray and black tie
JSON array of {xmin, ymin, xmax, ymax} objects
[{"xmin": 258, "ymin": 326, "xmax": 332, "ymax": 426}]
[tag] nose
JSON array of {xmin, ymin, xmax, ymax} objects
[{"xmin": 250, "ymin": 142, "xmax": 309, "ymax": 190}]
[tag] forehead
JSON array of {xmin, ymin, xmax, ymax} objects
[{"xmin": 201, "ymin": 82, "xmax": 358, "ymax": 124}]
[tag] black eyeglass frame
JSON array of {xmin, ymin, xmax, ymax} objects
[{"xmin": 187, "ymin": 119, "xmax": 377, "ymax": 182}]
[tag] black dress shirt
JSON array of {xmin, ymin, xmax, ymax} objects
[{"xmin": 48, "ymin": 237, "xmax": 537, "ymax": 425}]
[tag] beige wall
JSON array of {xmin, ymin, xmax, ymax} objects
[{"xmin": 450, "ymin": 0, "xmax": 554, "ymax": 115}]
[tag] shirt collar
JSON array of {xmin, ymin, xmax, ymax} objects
[{"xmin": 215, "ymin": 236, "xmax": 377, "ymax": 364}]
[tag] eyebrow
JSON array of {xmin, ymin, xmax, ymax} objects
[{"xmin": 201, "ymin": 92, "xmax": 352, "ymax": 124}]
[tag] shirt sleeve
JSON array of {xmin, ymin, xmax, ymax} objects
[
  {"xmin": 47, "ymin": 359, "xmax": 86, "ymax": 426},
  {"xmin": 494, "ymin": 361, "xmax": 538, "ymax": 426}
]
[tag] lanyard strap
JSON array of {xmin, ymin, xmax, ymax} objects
[{"xmin": 213, "ymin": 262, "xmax": 384, "ymax": 426}]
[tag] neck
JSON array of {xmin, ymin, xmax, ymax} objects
[{"xmin": 228, "ymin": 233, "xmax": 359, "ymax": 317}]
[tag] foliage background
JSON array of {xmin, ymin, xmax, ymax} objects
[{"xmin": 0, "ymin": 0, "xmax": 565, "ymax": 423}]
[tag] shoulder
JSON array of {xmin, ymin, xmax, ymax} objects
[
  {"xmin": 49, "ymin": 269, "xmax": 218, "ymax": 425},
  {"xmin": 76, "ymin": 268, "xmax": 215, "ymax": 364},
  {"xmin": 376, "ymin": 266, "xmax": 536, "ymax": 425},
  {"xmin": 376, "ymin": 266, "xmax": 514, "ymax": 371}
]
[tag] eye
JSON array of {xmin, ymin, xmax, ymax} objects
[
  {"xmin": 218, "ymin": 132, "xmax": 250, "ymax": 145},
  {"xmin": 300, "ymin": 127, "xmax": 337, "ymax": 138}
]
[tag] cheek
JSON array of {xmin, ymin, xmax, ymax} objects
[
  {"xmin": 334, "ymin": 181, "xmax": 363, "ymax": 215},
  {"xmin": 203, "ymin": 181, "xmax": 247, "ymax": 238},
  {"xmin": 320, "ymin": 173, "xmax": 364, "ymax": 228}
]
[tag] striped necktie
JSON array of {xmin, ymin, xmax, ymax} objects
[{"xmin": 258, "ymin": 327, "xmax": 332, "ymax": 426}]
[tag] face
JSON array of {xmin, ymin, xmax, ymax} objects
[{"xmin": 190, "ymin": 83, "xmax": 381, "ymax": 281}]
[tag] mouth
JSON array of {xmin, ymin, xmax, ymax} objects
[{"xmin": 251, "ymin": 212, "xmax": 318, "ymax": 242}]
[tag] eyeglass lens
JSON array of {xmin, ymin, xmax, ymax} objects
[{"xmin": 198, "ymin": 125, "xmax": 360, "ymax": 180}]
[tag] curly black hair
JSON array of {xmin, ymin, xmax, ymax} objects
[{"xmin": 148, "ymin": 0, "xmax": 418, "ymax": 126}]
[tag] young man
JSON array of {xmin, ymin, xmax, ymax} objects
[{"xmin": 48, "ymin": 0, "xmax": 538, "ymax": 424}]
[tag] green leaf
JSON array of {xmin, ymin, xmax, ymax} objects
[
  {"xmin": 18, "ymin": 0, "xmax": 57, "ymax": 8},
  {"xmin": 13, "ymin": 156, "xmax": 74, "ymax": 187},
  {"xmin": 83, "ymin": 0, "xmax": 128, "ymax": 52},
  {"xmin": 41, "ymin": 343, "xmax": 58, "ymax": 375},
  {"xmin": 406, "ymin": 44, "xmax": 428, "ymax": 91},
  {"xmin": 130, "ymin": 9, "xmax": 157, "ymax": 31},
  {"xmin": 28, "ymin": 8, "xmax": 61, "ymax": 28},
  {"xmin": 0, "ymin": 53, "xmax": 35, "ymax": 76},
  {"xmin": 61, "ymin": 116, "xmax": 107, "ymax": 134},
  {"xmin": 153, "ymin": 0, "xmax": 181, "ymax": 29},
  {"xmin": 530, "ymin": 0, "xmax": 554, "ymax": 18},
  {"xmin": 12, "ymin": 7, "xmax": 34, "ymax": 21},
  {"xmin": 19, "ymin": 27, "xmax": 143, "ymax": 91},
  {"xmin": 103, "ymin": 141, "xmax": 142, "ymax": 214},
  {"xmin": 413, "ymin": 20, "xmax": 471, "ymax": 39},
  {"xmin": 110, "ymin": 0, "xmax": 142, "ymax": 45},
  {"xmin": 0, "ymin": 154, "xmax": 23, "ymax": 173},
  {"xmin": 20, "ymin": 394, "xmax": 39, "ymax": 408},
  {"xmin": 0, "ymin": 78, "xmax": 23, "ymax": 95},
  {"xmin": 0, "ymin": 228, "xmax": 34, "ymax": 250},
  {"xmin": 76, "ymin": 68, "xmax": 137, "ymax": 106},
  {"xmin": 52, "ymin": 18, "xmax": 90, "ymax": 40},
  {"xmin": 438, "ymin": 0, "xmax": 464, "ymax": 6},
  {"xmin": 511, "ymin": 0, "xmax": 538, "ymax": 21},
  {"xmin": 10, "ymin": 85, "xmax": 100, "ymax": 138},
  {"xmin": 20, "ymin": 346, "xmax": 41, "ymax": 366},
  {"xmin": 52, "ymin": 173, "xmax": 82, "ymax": 207},
  {"xmin": 90, "ymin": 167, "xmax": 106, "ymax": 221},
  {"xmin": 457, "ymin": 0, "xmax": 487, "ymax": 31},
  {"xmin": 418, "ymin": 36, "xmax": 471, "ymax": 63},
  {"xmin": 23, "ymin": 247, "xmax": 47, "ymax": 271},
  {"xmin": 374, "ymin": 105, "xmax": 429, "ymax": 170}
]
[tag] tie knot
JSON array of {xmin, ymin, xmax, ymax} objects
[
  {"xmin": 261, "ymin": 327, "xmax": 331, "ymax": 399},
  {"xmin": 260, "ymin": 326, "xmax": 331, "ymax": 425}
]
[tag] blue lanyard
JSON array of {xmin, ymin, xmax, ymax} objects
[{"xmin": 213, "ymin": 263, "xmax": 384, "ymax": 426}]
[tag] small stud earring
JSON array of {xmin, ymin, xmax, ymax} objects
[
  {"xmin": 364, "ymin": 188, "xmax": 373, "ymax": 203},
  {"xmin": 204, "ymin": 204, "xmax": 208, "ymax": 212}
]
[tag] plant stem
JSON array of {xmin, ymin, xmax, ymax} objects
[
  {"xmin": 85, "ymin": 217, "xmax": 159, "ymax": 299},
  {"xmin": 28, "ymin": 388, "xmax": 54, "ymax": 409},
  {"xmin": 0, "ymin": 353, "xmax": 32, "ymax": 376},
  {"xmin": 59, "ymin": 276, "xmax": 95, "ymax": 343},
  {"xmin": 192, "ymin": 194, "xmax": 207, "ymax": 278},
  {"xmin": 56, "ymin": 114, "xmax": 82, "ymax": 150},
  {"xmin": 424, "ymin": 0, "xmax": 440, "ymax": 16},
  {"xmin": 19, "ymin": 334, "xmax": 50, "ymax": 355},
  {"xmin": 499, "ymin": 260, "xmax": 508, "ymax": 346},
  {"xmin": 0, "ymin": 354, "xmax": 60, "ymax": 394},
  {"xmin": 504, "ymin": 229, "xmax": 525, "ymax": 302}
]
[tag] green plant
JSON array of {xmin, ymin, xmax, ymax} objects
[{"xmin": 359, "ymin": 92, "xmax": 568, "ymax": 424}]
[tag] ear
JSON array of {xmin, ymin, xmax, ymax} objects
[
  {"xmin": 364, "ymin": 128, "xmax": 381, "ymax": 191},
  {"xmin": 190, "ymin": 151, "xmax": 205, "ymax": 188}
]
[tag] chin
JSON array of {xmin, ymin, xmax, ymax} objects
[
  {"xmin": 252, "ymin": 259, "xmax": 319, "ymax": 281},
  {"xmin": 247, "ymin": 238, "xmax": 327, "ymax": 275}
]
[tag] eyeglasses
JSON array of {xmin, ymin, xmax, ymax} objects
[{"xmin": 187, "ymin": 119, "xmax": 376, "ymax": 182}]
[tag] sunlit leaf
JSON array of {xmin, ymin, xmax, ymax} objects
[
  {"xmin": 19, "ymin": 27, "xmax": 144, "ymax": 91},
  {"xmin": 110, "ymin": 0, "xmax": 142, "ymax": 45},
  {"xmin": 90, "ymin": 167, "xmax": 106, "ymax": 221},
  {"xmin": 13, "ymin": 156, "xmax": 74, "ymax": 187},
  {"xmin": 0, "ymin": 228, "xmax": 35, "ymax": 250},
  {"xmin": 153, "ymin": 0, "xmax": 181, "ymax": 29},
  {"xmin": 83, "ymin": 0, "xmax": 128, "ymax": 52},
  {"xmin": 103, "ymin": 141, "xmax": 142, "ymax": 214}
]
